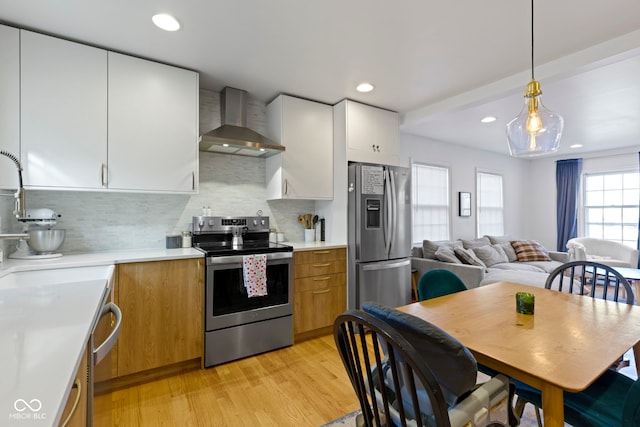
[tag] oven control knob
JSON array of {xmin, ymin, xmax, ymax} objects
[
  {"xmin": 261, "ymin": 219, "xmax": 266, "ymax": 226},
  {"xmin": 208, "ymin": 219, "xmax": 215, "ymax": 227},
  {"xmin": 253, "ymin": 219, "xmax": 257, "ymax": 226}
]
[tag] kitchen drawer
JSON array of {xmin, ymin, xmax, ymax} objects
[
  {"xmin": 294, "ymin": 259, "xmax": 345, "ymax": 278},
  {"xmin": 294, "ymin": 282, "xmax": 346, "ymax": 335},
  {"xmin": 295, "ymin": 273, "xmax": 345, "ymax": 293},
  {"xmin": 294, "ymin": 247, "xmax": 346, "ymax": 265}
]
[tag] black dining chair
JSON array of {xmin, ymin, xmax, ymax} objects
[
  {"xmin": 544, "ymin": 260, "xmax": 634, "ymax": 304},
  {"xmin": 334, "ymin": 303, "xmax": 513, "ymax": 427},
  {"xmin": 513, "ymin": 260, "xmax": 636, "ymax": 425}
]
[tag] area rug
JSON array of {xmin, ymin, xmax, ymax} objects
[
  {"xmin": 321, "ymin": 404, "xmax": 566, "ymax": 426},
  {"xmin": 321, "ymin": 409, "xmax": 361, "ymax": 427}
]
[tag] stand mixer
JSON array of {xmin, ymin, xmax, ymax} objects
[{"xmin": 10, "ymin": 208, "xmax": 65, "ymax": 259}]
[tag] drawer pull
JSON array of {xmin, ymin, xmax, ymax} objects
[
  {"xmin": 313, "ymin": 250, "xmax": 331, "ymax": 255},
  {"xmin": 313, "ymin": 288, "xmax": 331, "ymax": 294},
  {"xmin": 313, "ymin": 263, "xmax": 331, "ymax": 268},
  {"xmin": 313, "ymin": 276, "xmax": 331, "ymax": 281}
]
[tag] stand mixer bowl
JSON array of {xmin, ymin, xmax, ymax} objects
[{"xmin": 27, "ymin": 229, "xmax": 65, "ymax": 254}]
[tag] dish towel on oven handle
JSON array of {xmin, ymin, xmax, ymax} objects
[{"xmin": 242, "ymin": 254, "xmax": 268, "ymax": 297}]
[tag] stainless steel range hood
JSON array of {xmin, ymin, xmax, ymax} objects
[{"xmin": 199, "ymin": 87, "xmax": 284, "ymax": 158}]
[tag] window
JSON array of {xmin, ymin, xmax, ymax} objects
[
  {"xmin": 583, "ymin": 171, "xmax": 639, "ymax": 247},
  {"xmin": 412, "ymin": 163, "xmax": 449, "ymax": 243},
  {"xmin": 476, "ymin": 172, "xmax": 504, "ymax": 237}
]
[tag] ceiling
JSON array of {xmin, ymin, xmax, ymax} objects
[{"xmin": 2, "ymin": 0, "xmax": 640, "ymax": 157}]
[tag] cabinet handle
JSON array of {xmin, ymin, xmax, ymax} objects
[
  {"xmin": 313, "ymin": 276, "xmax": 331, "ymax": 281},
  {"xmin": 101, "ymin": 163, "xmax": 107, "ymax": 187},
  {"xmin": 284, "ymin": 178, "xmax": 288, "ymax": 195},
  {"xmin": 313, "ymin": 288, "xmax": 331, "ymax": 294},
  {"xmin": 61, "ymin": 378, "xmax": 82, "ymax": 427},
  {"xmin": 192, "ymin": 171, "xmax": 195, "ymax": 190},
  {"xmin": 313, "ymin": 250, "xmax": 331, "ymax": 255},
  {"xmin": 312, "ymin": 263, "xmax": 331, "ymax": 268}
]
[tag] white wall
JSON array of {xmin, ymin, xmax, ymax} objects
[
  {"xmin": 400, "ymin": 133, "xmax": 639, "ymax": 252},
  {"xmin": 400, "ymin": 133, "xmax": 537, "ymax": 244}
]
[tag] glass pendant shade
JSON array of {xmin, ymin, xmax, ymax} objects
[{"xmin": 506, "ymin": 79, "xmax": 564, "ymax": 157}]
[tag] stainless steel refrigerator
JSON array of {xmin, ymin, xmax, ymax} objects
[{"xmin": 348, "ymin": 162, "xmax": 412, "ymax": 309}]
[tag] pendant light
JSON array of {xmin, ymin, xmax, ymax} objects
[{"xmin": 506, "ymin": 0, "xmax": 564, "ymax": 157}]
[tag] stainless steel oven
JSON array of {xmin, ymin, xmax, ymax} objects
[{"xmin": 193, "ymin": 216, "xmax": 294, "ymax": 367}]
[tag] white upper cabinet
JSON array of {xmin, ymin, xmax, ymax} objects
[
  {"xmin": 337, "ymin": 99, "xmax": 399, "ymax": 166},
  {"xmin": 17, "ymin": 31, "xmax": 198, "ymax": 193},
  {"xmin": 20, "ymin": 30, "xmax": 108, "ymax": 189},
  {"xmin": 266, "ymin": 95, "xmax": 333, "ymax": 200},
  {"xmin": 107, "ymin": 53, "xmax": 198, "ymax": 192},
  {"xmin": 0, "ymin": 24, "xmax": 20, "ymax": 190}
]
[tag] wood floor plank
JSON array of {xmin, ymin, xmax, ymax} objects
[{"xmin": 95, "ymin": 334, "xmax": 359, "ymax": 426}]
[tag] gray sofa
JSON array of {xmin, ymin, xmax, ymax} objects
[{"xmin": 411, "ymin": 235, "xmax": 569, "ymax": 289}]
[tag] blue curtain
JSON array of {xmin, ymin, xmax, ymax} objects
[{"xmin": 556, "ymin": 158, "xmax": 582, "ymax": 252}]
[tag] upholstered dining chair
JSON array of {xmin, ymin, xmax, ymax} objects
[
  {"xmin": 514, "ymin": 367, "xmax": 640, "ymax": 426},
  {"xmin": 417, "ymin": 269, "xmax": 467, "ymax": 301},
  {"xmin": 513, "ymin": 260, "xmax": 636, "ymax": 425},
  {"xmin": 333, "ymin": 303, "xmax": 513, "ymax": 427}
]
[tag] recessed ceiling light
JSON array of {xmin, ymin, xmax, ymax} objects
[
  {"xmin": 570, "ymin": 144, "xmax": 583, "ymax": 149},
  {"xmin": 152, "ymin": 13, "xmax": 181, "ymax": 31},
  {"xmin": 356, "ymin": 82, "xmax": 374, "ymax": 93},
  {"xmin": 480, "ymin": 116, "xmax": 497, "ymax": 123}
]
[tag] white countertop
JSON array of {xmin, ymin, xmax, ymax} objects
[
  {"xmin": 0, "ymin": 265, "xmax": 114, "ymax": 427},
  {"xmin": 284, "ymin": 241, "xmax": 346, "ymax": 251},
  {"xmin": 0, "ymin": 247, "xmax": 203, "ymax": 279}
]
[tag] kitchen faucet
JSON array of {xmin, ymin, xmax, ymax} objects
[{"xmin": 0, "ymin": 150, "xmax": 27, "ymax": 220}]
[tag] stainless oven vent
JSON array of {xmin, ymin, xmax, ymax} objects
[{"xmin": 199, "ymin": 87, "xmax": 285, "ymax": 158}]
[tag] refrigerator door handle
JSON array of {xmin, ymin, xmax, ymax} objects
[
  {"xmin": 384, "ymin": 168, "xmax": 393, "ymax": 255},
  {"xmin": 388, "ymin": 167, "xmax": 398, "ymax": 255},
  {"xmin": 361, "ymin": 259, "xmax": 411, "ymax": 271}
]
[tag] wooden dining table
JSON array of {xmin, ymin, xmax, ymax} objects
[{"xmin": 396, "ymin": 281, "xmax": 640, "ymax": 427}]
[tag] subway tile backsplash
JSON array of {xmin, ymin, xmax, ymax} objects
[{"xmin": 0, "ymin": 88, "xmax": 314, "ymax": 254}]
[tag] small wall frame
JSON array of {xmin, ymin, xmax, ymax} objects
[{"xmin": 459, "ymin": 192, "xmax": 471, "ymax": 217}]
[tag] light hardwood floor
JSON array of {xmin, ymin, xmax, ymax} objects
[{"xmin": 94, "ymin": 334, "xmax": 359, "ymax": 426}]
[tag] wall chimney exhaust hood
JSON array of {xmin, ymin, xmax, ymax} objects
[{"xmin": 199, "ymin": 87, "xmax": 285, "ymax": 158}]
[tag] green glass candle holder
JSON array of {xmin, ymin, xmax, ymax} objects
[{"xmin": 516, "ymin": 292, "xmax": 535, "ymax": 315}]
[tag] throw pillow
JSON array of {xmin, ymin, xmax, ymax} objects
[
  {"xmin": 454, "ymin": 247, "xmax": 486, "ymax": 268},
  {"xmin": 422, "ymin": 240, "xmax": 462, "ymax": 259},
  {"xmin": 511, "ymin": 240, "xmax": 551, "ymax": 262},
  {"xmin": 472, "ymin": 244, "xmax": 509, "ymax": 267},
  {"xmin": 434, "ymin": 245, "xmax": 462, "ymax": 264},
  {"xmin": 459, "ymin": 236, "xmax": 491, "ymax": 249},
  {"xmin": 486, "ymin": 234, "xmax": 516, "ymax": 245},
  {"xmin": 498, "ymin": 242, "xmax": 518, "ymax": 262}
]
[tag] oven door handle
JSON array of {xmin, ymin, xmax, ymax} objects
[{"xmin": 208, "ymin": 252, "xmax": 292, "ymax": 264}]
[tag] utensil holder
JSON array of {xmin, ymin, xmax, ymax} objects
[{"xmin": 304, "ymin": 229, "xmax": 315, "ymax": 242}]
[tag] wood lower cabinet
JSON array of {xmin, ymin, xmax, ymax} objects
[
  {"xmin": 115, "ymin": 258, "xmax": 203, "ymax": 377},
  {"xmin": 294, "ymin": 248, "xmax": 346, "ymax": 342}
]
